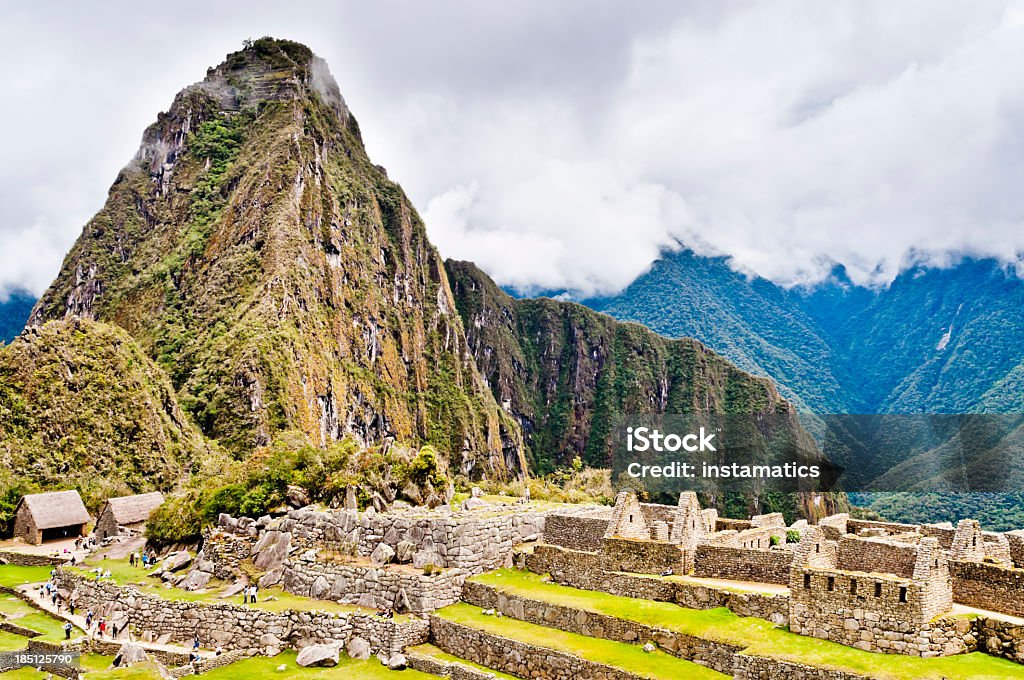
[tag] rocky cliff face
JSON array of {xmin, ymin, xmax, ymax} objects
[
  {"xmin": 29, "ymin": 38, "xmax": 521, "ymax": 477},
  {"xmin": 446, "ymin": 260, "xmax": 801, "ymax": 473}
]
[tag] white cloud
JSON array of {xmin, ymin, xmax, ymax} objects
[{"xmin": 2, "ymin": 1, "xmax": 1024, "ymax": 298}]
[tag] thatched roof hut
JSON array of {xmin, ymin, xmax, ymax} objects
[
  {"xmin": 96, "ymin": 491, "xmax": 165, "ymax": 538},
  {"xmin": 13, "ymin": 490, "xmax": 90, "ymax": 544}
]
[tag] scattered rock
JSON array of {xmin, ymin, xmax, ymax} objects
[
  {"xmin": 163, "ymin": 552, "xmax": 192, "ymax": 573},
  {"xmin": 117, "ymin": 642, "xmax": 148, "ymax": 665},
  {"xmin": 643, "ymin": 643, "xmax": 656, "ymax": 653},
  {"xmin": 296, "ymin": 642, "xmax": 340, "ymax": 667},
  {"xmin": 387, "ymin": 653, "xmax": 407, "ymax": 670},
  {"xmin": 346, "ymin": 636, "xmax": 371, "ymax": 660},
  {"xmin": 252, "ymin": 530, "xmax": 292, "ymax": 571},
  {"xmin": 395, "ymin": 540, "xmax": 416, "ymax": 563},
  {"xmin": 370, "ymin": 543, "xmax": 395, "ymax": 566}
]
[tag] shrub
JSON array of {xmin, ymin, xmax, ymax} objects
[
  {"xmin": 770, "ymin": 534, "xmax": 782, "ymax": 546},
  {"xmin": 786, "ymin": 529, "xmax": 802, "ymax": 544}
]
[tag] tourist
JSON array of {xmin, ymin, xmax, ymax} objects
[
  {"xmin": 63, "ymin": 622, "xmax": 72, "ymax": 640},
  {"xmin": 129, "ymin": 552, "xmax": 136, "ymax": 567},
  {"xmin": 98, "ymin": 619, "xmax": 106, "ymax": 638},
  {"xmin": 112, "ymin": 623, "xmax": 119, "ymax": 638},
  {"xmin": 252, "ymin": 584, "xmax": 258, "ymax": 602},
  {"xmin": 193, "ymin": 635, "xmax": 201, "ymax": 651},
  {"xmin": 85, "ymin": 611, "xmax": 93, "ymax": 628},
  {"xmin": 242, "ymin": 586, "xmax": 248, "ymax": 605},
  {"xmin": 69, "ymin": 600, "xmax": 76, "ymax": 616},
  {"xmin": 215, "ymin": 646, "xmax": 223, "ymax": 656}
]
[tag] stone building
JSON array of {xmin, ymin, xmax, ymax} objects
[
  {"xmin": 13, "ymin": 490, "xmax": 90, "ymax": 544},
  {"xmin": 95, "ymin": 491, "xmax": 165, "ymax": 539}
]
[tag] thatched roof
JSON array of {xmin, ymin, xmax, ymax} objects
[
  {"xmin": 102, "ymin": 491, "xmax": 165, "ymax": 525},
  {"xmin": 17, "ymin": 490, "xmax": 90, "ymax": 529}
]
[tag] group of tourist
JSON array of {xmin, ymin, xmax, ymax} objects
[
  {"xmin": 128, "ymin": 550, "xmax": 156, "ymax": 568},
  {"xmin": 241, "ymin": 584, "xmax": 260, "ymax": 604}
]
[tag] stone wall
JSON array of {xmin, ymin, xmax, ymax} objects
[
  {"xmin": 974, "ymin": 616, "xmax": 1024, "ymax": 664},
  {"xmin": 790, "ymin": 567, "xmax": 967, "ymax": 656},
  {"xmin": 202, "ymin": 530, "xmax": 256, "ymax": 580},
  {"xmin": 429, "ymin": 616, "xmax": 645, "ymax": 680},
  {"xmin": 542, "ymin": 512, "xmax": 609, "ymax": 553},
  {"xmin": 715, "ymin": 517, "xmax": 752, "ymax": 532},
  {"xmin": 526, "ymin": 545, "xmax": 789, "ymax": 625},
  {"xmin": 693, "ymin": 545, "xmax": 792, "ymax": 585},
  {"xmin": 836, "ymin": 536, "xmax": 918, "ymax": 578},
  {"xmin": 0, "ymin": 550, "xmax": 69, "ymax": 567},
  {"xmin": 1007, "ymin": 531, "xmax": 1024, "ymax": 568},
  {"xmin": 951, "ymin": 560, "xmax": 1024, "ymax": 617},
  {"xmin": 601, "ymin": 537, "xmax": 688, "ymax": 575},
  {"xmin": 258, "ymin": 506, "xmax": 546, "ymax": 575},
  {"xmin": 461, "ymin": 580, "xmax": 741, "ymax": 674},
  {"xmin": 733, "ymin": 655, "xmax": 873, "ymax": 680},
  {"xmin": 53, "ymin": 571, "xmax": 428, "ymax": 655},
  {"xmin": 279, "ymin": 557, "xmax": 466, "ymax": 613},
  {"xmin": 406, "ymin": 651, "xmax": 498, "ymax": 680}
]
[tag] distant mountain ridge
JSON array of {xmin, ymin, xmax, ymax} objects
[
  {"xmin": 0, "ymin": 290, "xmax": 36, "ymax": 344},
  {"xmin": 590, "ymin": 250, "xmax": 1024, "ymax": 415}
]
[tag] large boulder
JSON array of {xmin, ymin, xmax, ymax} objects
[
  {"xmin": 117, "ymin": 642, "xmax": 148, "ymax": 665},
  {"xmin": 387, "ymin": 653, "xmax": 408, "ymax": 670},
  {"xmin": 163, "ymin": 551, "xmax": 192, "ymax": 572},
  {"xmin": 370, "ymin": 543, "xmax": 395, "ymax": 566},
  {"xmin": 344, "ymin": 485, "xmax": 358, "ymax": 511},
  {"xmin": 395, "ymin": 540, "xmax": 416, "ymax": 563},
  {"xmin": 180, "ymin": 570, "xmax": 212, "ymax": 591},
  {"xmin": 252, "ymin": 530, "xmax": 292, "ymax": 571},
  {"xmin": 296, "ymin": 643, "xmax": 341, "ymax": 668},
  {"xmin": 346, "ymin": 636, "xmax": 371, "ymax": 660}
]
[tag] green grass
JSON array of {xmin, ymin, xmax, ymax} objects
[
  {"xmin": 202, "ymin": 651, "xmax": 437, "ymax": 679},
  {"xmin": 0, "ymin": 592, "xmax": 81, "ymax": 641},
  {"xmin": 70, "ymin": 558, "xmax": 390, "ymax": 617},
  {"xmin": 0, "ymin": 564, "xmax": 54, "ymax": 589},
  {"xmin": 408, "ymin": 643, "xmax": 520, "ymax": 680},
  {"xmin": 471, "ymin": 569, "xmax": 1024, "ymax": 680},
  {"xmin": 436, "ymin": 602, "xmax": 727, "ymax": 680},
  {"xmin": 0, "ymin": 629, "xmax": 30, "ymax": 651}
]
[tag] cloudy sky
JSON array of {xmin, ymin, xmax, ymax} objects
[{"xmin": 2, "ymin": 1, "xmax": 1024, "ymax": 300}]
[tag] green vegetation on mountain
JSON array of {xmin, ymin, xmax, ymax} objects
[
  {"xmin": 447, "ymin": 260, "xmax": 837, "ymax": 521},
  {"xmin": 0, "ymin": 318, "xmax": 207, "ymax": 531},
  {"xmin": 28, "ymin": 38, "xmax": 521, "ymax": 478}
]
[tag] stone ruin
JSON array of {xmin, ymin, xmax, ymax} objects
[{"xmin": 541, "ymin": 490, "xmax": 1024, "ymax": 658}]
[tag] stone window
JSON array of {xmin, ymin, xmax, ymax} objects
[
  {"xmin": 874, "ymin": 582, "xmax": 882, "ymax": 597},
  {"xmin": 850, "ymin": 579, "xmax": 857, "ymax": 595},
  {"xmin": 827, "ymin": 576, "xmax": 835, "ymax": 591},
  {"xmin": 803, "ymin": 573, "xmax": 811, "ymax": 588},
  {"xmin": 815, "ymin": 544, "xmax": 820, "ymax": 553},
  {"xmin": 898, "ymin": 586, "xmax": 907, "ymax": 603}
]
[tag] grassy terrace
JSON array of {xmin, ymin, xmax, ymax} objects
[
  {"xmin": 435, "ymin": 602, "xmax": 728, "ymax": 680},
  {"xmin": 0, "ymin": 592, "xmax": 80, "ymax": 641},
  {"xmin": 408, "ymin": 643, "xmax": 521, "ymax": 680},
  {"xmin": 470, "ymin": 569, "xmax": 1024, "ymax": 680},
  {"xmin": 68, "ymin": 557, "xmax": 406, "ymax": 619},
  {"xmin": 0, "ymin": 564, "xmax": 55, "ymax": 590}
]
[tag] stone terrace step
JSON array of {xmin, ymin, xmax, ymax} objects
[
  {"xmin": 406, "ymin": 643, "xmax": 520, "ymax": 680},
  {"xmin": 431, "ymin": 602, "xmax": 728, "ymax": 680},
  {"xmin": 462, "ymin": 569, "xmax": 1024, "ymax": 680}
]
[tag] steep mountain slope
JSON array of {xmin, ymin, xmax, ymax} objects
[
  {"xmin": 0, "ymin": 318, "xmax": 207, "ymax": 508},
  {"xmin": 29, "ymin": 38, "xmax": 521, "ymax": 477},
  {"xmin": 0, "ymin": 290, "xmax": 35, "ymax": 344},
  {"xmin": 593, "ymin": 250, "xmax": 1024, "ymax": 415},
  {"xmin": 448, "ymin": 261, "xmax": 802, "ymax": 469},
  {"xmin": 589, "ymin": 251, "xmax": 852, "ymax": 412}
]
